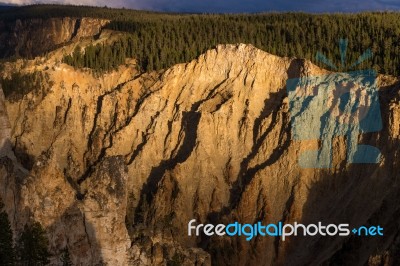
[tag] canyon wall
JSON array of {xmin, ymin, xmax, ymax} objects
[
  {"xmin": 0, "ymin": 17, "xmax": 109, "ymax": 58},
  {"xmin": 0, "ymin": 40, "xmax": 399, "ymax": 265}
]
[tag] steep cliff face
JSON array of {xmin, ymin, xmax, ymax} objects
[
  {"xmin": 0, "ymin": 43, "xmax": 399, "ymax": 265},
  {"xmin": 0, "ymin": 17, "xmax": 109, "ymax": 58}
]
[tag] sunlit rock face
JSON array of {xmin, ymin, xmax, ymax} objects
[{"xmin": 0, "ymin": 40, "xmax": 399, "ymax": 265}]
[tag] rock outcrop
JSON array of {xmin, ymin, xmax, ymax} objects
[
  {"xmin": 0, "ymin": 17, "xmax": 109, "ymax": 58},
  {"xmin": 0, "ymin": 43, "xmax": 399, "ymax": 265}
]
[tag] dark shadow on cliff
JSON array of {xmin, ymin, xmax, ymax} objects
[
  {"xmin": 279, "ymin": 82, "xmax": 400, "ymax": 266},
  {"xmin": 134, "ymin": 110, "xmax": 201, "ymax": 224},
  {"xmin": 12, "ymin": 146, "xmax": 35, "ymax": 171},
  {"xmin": 47, "ymin": 202, "xmax": 105, "ymax": 266}
]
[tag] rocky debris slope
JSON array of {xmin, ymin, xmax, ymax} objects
[{"xmin": 0, "ymin": 43, "xmax": 399, "ymax": 265}]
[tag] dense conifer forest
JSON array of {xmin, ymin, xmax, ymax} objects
[{"xmin": 1, "ymin": 5, "xmax": 400, "ymax": 75}]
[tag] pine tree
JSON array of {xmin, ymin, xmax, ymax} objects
[
  {"xmin": 17, "ymin": 222, "xmax": 51, "ymax": 266},
  {"xmin": 0, "ymin": 199, "xmax": 15, "ymax": 265}
]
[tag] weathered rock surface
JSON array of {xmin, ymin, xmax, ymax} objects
[
  {"xmin": 0, "ymin": 43, "xmax": 399, "ymax": 265},
  {"xmin": 0, "ymin": 17, "xmax": 109, "ymax": 58}
]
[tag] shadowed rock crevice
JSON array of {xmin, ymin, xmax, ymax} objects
[
  {"xmin": 229, "ymin": 92, "xmax": 289, "ymax": 211},
  {"xmin": 79, "ymin": 76, "xmax": 154, "ymax": 186},
  {"xmin": 12, "ymin": 146, "xmax": 35, "ymax": 171},
  {"xmin": 134, "ymin": 110, "xmax": 202, "ymax": 224},
  {"xmin": 126, "ymin": 111, "xmax": 160, "ymax": 165},
  {"xmin": 70, "ymin": 18, "xmax": 82, "ymax": 41}
]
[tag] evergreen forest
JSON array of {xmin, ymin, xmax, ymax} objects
[{"xmin": 1, "ymin": 5, "xmax": 400, "ymax": 75}]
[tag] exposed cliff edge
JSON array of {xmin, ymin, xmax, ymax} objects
[
  {"xmin": 0, "ymin": 43, "xmax": 399, "ymax": 265},
  {"xmin": 0, "ymin": 17, "xmax": 109, "ymax": 58}
]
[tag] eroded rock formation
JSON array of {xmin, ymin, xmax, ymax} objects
[
  {"xmin": 0, "ymin": 17, "xmax": 109, "ymax": 58},
  {"xmin": 0, "ymin": 42, "xmax": 399, "ymax": 265}
]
